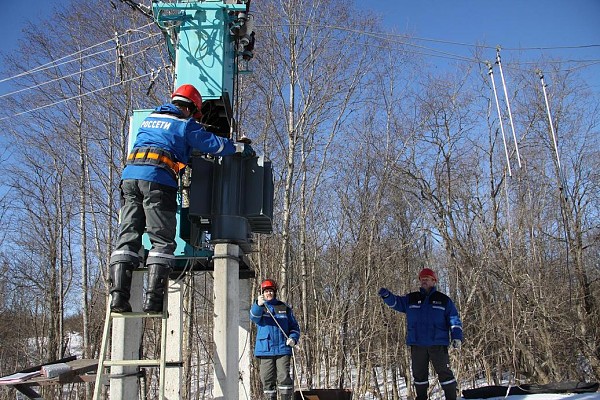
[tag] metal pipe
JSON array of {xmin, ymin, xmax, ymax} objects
[
  {"xmin": 487, "ymin": 62, "xmax": 512, "ymax": 177},
  {"xmin": 496, "ymin": 48, "xmax": 522, "ymax": 168},
  {"xmin": 537, "ymin": 70, "xmax": 561, "ymax": 169}
]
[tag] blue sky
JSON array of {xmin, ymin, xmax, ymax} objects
[
  {"xmin": 1, "ymin": 0, "xmax": 58, "ymax": 53},
  {"xmin": 358, "ymin": 0, "xmax": 599, "ymax": 48},
  {"xmin": 354, "ymin": 0, "xmax": 600, "ymax": 89},
  {"xmin": 1, "ymin": 0, "xmax": 599, "ymax": 90}
]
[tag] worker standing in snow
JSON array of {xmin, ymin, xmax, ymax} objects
[
  {"xmin": 378, "ymin": 268, "xmax": 463, "ymax": 400},
  {"xmin": 109, "ymin": 83, "xmax": 255, "ymax": 313},
  {"xmin": 250, "ymin": 279, "xmax": 301, "ymax": 400}
]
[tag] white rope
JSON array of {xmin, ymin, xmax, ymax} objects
[
  {"xmin": 487, "ymin": 62, "xmax": 513, "ymax": 177},
  {"xmin": 262, "ymin": 304, "xmax": 306, "ymax": 400},
  {"xmin": 496, "ymin": 48, "xmax": 522, "ymax": 168}
]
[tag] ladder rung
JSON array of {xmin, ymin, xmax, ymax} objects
[
  {"xmin": 94, "ymin": 279, "xmax": 170, "ymax": 400},
  {"xmin": 104, "ymin": 360, "xmax": 161, "ymax": 367},
  {"xmin": 110, "ymin": 311, "xmax": 167, "ymax": 319}
]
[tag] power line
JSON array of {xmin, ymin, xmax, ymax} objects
[
  {"xmin": 0, "ymin": 45, "xmax": 162, "ymax": 101},
  {"xmin": 0, "ymin": 68, "xmax": 166, "ymax": 121},
  {"xmin": 0, "ymin": 23, "xmax": 157, "ymax": 86},
  {"xmin": 265, "ymin": 22, "xmax": 600, "ymax": 70}
]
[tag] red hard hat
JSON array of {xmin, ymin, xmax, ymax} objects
[
  {"xmin": 261, "ymin": 279, "xmax": 277, "ymax": 292},
  {"xmin": 418, "ymin": 268, "xmax": 438, "ymax": 281},
  {"xmin": 172, "ymin": 84, "xmax": 203, "ymax": 118}
]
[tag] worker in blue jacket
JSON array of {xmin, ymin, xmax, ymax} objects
[
  {"xmin": 379, "ymin": 268, "xmax": 463, "ymax": 400},
  {"xmin": 250, "ymin": 279, "xmax": 301, "ymax": 400},
  {"xmin": 109, "ymin": 84, "xmax": 255, "ymax": 313}
]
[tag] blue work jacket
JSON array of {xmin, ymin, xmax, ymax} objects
[
  {"xmin": 250, "ymin": 299, "xmax": 301, "ymax": 356},
  {"xmin": 383, "ymin": 287, "xmax": 463, "ymax": 346},
  {"xmin": 122, "ymin": 103, "xmax": 237, "ymax": 187}
]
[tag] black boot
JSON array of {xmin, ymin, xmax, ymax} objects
[
  {"xmin": 109, "ymin": 263, "xmax": 134, "ymax": 312},
  {"xmin": 443, "ymin": 382, "xmax": 457, "ymax": 400},
  {"xmin": 143, "ymin": 264, "xmax": 171, "ymax": 313},
  {"xmin": 415, "ymin": 385, "xmax": 429, "ymax": 400}
]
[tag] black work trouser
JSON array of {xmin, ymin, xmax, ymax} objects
[{"xmin": 411, "ymin": 345, "xmax": 457, "ymax": 400}]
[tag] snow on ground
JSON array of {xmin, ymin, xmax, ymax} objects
[{"xmin": 464, "ymin": 394, "xmax": 600, "ymax": 400}]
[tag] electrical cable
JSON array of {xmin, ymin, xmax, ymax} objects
[
  {"xmin": 496, "ymin": 48, "xmax": 522, "ymax": 169},
  {"xmin": 537, "ymin": 70, "xmax": 561, "ymax": 170},
  {"xmin": 0, "ymin": 44, "xmax": 161, "ymax": 101},
  {"xmin": 0, "ymin": 69, "xmax": 163, "ymax": 121},
  {"xmin": 273, "ymin": 22, "xmax": 600, "ymax": 53},
  {"xmin": 0, "ymin": 23, "xmax": 156, "ymax": 85},
  {"xmin": 258, "ymin": 22, "xmax": 600, "ymax": 71}
]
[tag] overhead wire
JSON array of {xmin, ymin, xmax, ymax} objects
[
  {"xmin": 6, "ymin": 19, "xmax": 598, "ymax": 100},
  {"xmin": 4, "ymin": 18, "xmax": 598, "ymax": 123},
  {"xmin": 486, "ymin": 61, "xmax": 513, "ymax": 177},
  {"xmin": 0, "ymin": 23, "xmax": 165, "ymax": 119},
  {"xmin": 0, "ymin": 68, "xmax": 164, "ymax": 121},
  {"xmin": 0, "ymin": 22, "xmax": 157, "ymax": 85},
  {"xmin": 266, "ymin": 22, "xmax": 600, "ymax": 72},
  {"xmin": 0, "ymin": 44, "xmax": 162, "ymax": 101}
]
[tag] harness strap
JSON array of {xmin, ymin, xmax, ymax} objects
[{"xmin": 126, "ymin": 147, "xmax": 185, "ymax": 179}]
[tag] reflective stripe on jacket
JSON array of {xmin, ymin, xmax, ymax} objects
[
  {"xmin": 122, "ymin": 103, "xmax": 237, "ymax": 187},
  {"xmin": 250, "ymin": 299, "xmax": 301, "ymax": 356},
  {"xmin": 383, "ymin": 286, "xmax": 463, "ymax": 346}
]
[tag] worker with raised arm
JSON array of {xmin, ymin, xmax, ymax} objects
[
  {"xmin": 250, "ymin": 279, "xmax": 301, "ymax": 400},
  {"xmin": 109, "ymin": 83, "xmax": 255, "ymax": 313},
  {"xmin": 379, "ymin": 268, "xmax": 463, "ymax": 400}
]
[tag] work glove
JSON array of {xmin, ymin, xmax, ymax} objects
[
  {"xmin": 234, "ymin": 142, "xmax": 256, "ymax": 158},
  {"xmin": 378, "ymin": 288, "xmax": 390, "ymax": 299},
  {"xmin": 286, "ymin": 338, "xmax": 296, "ymax": 347},
  {"xmin": 452, "ymin": 339, "xmax": 462, "ymax": 349},
  {"xmin": 257, "ymin": 294, "xmax": 265, "ymax": 306}
]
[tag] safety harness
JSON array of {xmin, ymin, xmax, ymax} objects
[{"xmin": 126, "ymin": 147, "xmax": 184, "ymax": 180}]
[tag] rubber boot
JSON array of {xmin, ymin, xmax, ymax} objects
[
  {"xmin": 143, "ymin": 264, "xmax": 171, "ymax": 313},
  {"xmin": 443, "ymin": 382, "xmax": 457, "ymax": 400},
  {"xmin": 279, "ymin": 391, "xmax": 293, "ymax": 400},
  {"xmin": 415, "ymin": 385, "xmax": 429, "ymax": 400},
  {"xmin": 109, "ymin": 263, "xmax": 133, "ymax": 312}
]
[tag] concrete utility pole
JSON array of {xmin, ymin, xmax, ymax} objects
[{"xmin": 213, "ymin": 244, "xmax": 240, "ymax": 399}]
